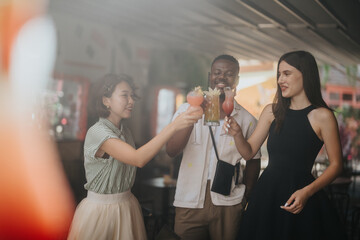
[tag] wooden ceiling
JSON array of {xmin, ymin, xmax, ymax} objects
[{"xmin": 49, "ymin": 0, "xmax": 360, "ymax": 66}]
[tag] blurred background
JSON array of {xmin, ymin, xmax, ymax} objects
[{"xmin": 2, "ymin": 0, "xmax": 360, "ymax": 239}]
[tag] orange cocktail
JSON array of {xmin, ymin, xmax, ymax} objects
[
  {"xmin": 187, "ymin": 87, "xmax": 204, "ymax": 107},
  {"xmin": 187, "ymin": 86, "xmax": 204, "ymax": 144},
  {"xmin": 187, "ymin": 94, "xmax": 204, "ymax": 106}
]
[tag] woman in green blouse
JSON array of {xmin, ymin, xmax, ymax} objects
[{"xmin": 67, "ymin": 74, "xmax": 202, "ymax": 240}]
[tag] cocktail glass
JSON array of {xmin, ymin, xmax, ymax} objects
[
  {"xmin": 187, "ymin": 90, "xmax": 204, "ymax": 107},
  {"xmin": 222, "ymin": 87, "xmax": 234, "ymax": 117},
  {"xmin": 221, "ymin": 87, "xmax": 235, "ymax": 135},
  {"xmin": 187, "ymin": 87, "xmax": 204, "ymax": 144}
]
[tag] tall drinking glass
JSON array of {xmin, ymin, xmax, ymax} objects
[
  {"xmin": 187, "ymin": 87, "xmax": 204, "ymax": 144},
  {"xmin": 203, "ymin": 88, "xmax": 220, "ymax": 126}
]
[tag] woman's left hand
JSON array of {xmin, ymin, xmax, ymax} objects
[
  {"xmin": 280, "ymin": 188, "xmax": 311, "ymax": 214},
  {"xmin": 224, "ymin": 116, "xmax": 242, "ymax": 137}
]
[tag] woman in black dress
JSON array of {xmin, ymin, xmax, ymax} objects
[{"xmin": 224, "ymin": 51, "xmax": 347, "ymax": 239}]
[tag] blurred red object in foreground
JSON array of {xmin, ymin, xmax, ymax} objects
[
  {"xmin": 0, "ymin": 94, "xmax": 76, "ymax": 240},
  {"xmin": 0, "ymin": 0, "xmax": 75, "ymax": 239},
  {"xmin": 0, "ymin": 0, "xmax": 47, "ymax": 76}
]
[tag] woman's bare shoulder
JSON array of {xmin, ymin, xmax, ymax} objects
[
  {"xmin": 313, "ymin": 107, "xmax": 334, "ymax": 118},
  {"xmin": 311, "ymin": 107, "xmax": 336, "ymax": 125},
  {"xmin": 260, "ymin": 104, "xmax": 275, "ymax": 123},
  {"xmin": 263, "ymin": 103, "xmax": 274, "ymax": 112}
]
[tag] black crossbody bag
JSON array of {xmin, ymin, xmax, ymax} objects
[{"xmin": 209, "ymin": 127, "xmax": 240, "ymax": 196}]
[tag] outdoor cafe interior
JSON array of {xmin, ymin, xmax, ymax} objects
[{"xmin": 1, "ymin": 0, "xmax": 360, "ymax": 239}]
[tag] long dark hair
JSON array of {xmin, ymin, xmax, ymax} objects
[
  {"xmin": 272, "ymin": 50, "xmax": 331, "ymax": 132},
  {"xmin": 89, "ymin": 73, "xmax": 139, "ymax": 119}
]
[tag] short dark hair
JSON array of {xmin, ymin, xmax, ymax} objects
[
  {"xmin": 211, "ymin": 54, "xmax": 240, "ymax": 72},
  {"xmin": 89, "ymin": 73, "xmax": 139, "ymax": 118}
]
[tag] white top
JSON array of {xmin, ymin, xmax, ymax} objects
[{"xmin": 172, "ymin": 101, "xmax": 261, "ymax": 208}]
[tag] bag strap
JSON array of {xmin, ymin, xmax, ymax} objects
[
  {"xmin": 209, "ymin": 126, "xmax": 220, "ymax": 161},
  {"xmin": 209, "ymin": 126, "xmax": 240, "ymax": 185}
]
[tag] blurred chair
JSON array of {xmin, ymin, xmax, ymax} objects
[
  {"xmin": 351, "ymin": 158, "xmax": 360, "ymax": 194},
  {"xmin": 330, "ymin": 192, "xmax": 350, "ymax": 225},
  {"xmin": 140, "ymin": 198, "xmax": 162, "ymax": 240},
  {"xmin": 351, "ymin": 204, "xmax": 360, "ymax": 240},
  {"xmin": 327, "ymin": 177, "xmax": 352, "ymax": 195}
]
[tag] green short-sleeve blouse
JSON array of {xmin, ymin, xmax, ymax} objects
[{"xmin": 83, "ymin": 118, "xmax": 137, "ymax": 194}]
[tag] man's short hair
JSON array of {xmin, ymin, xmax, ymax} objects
[{"xmin": 211, "ymin": 54, "xmax": 239, "ymax": 72}]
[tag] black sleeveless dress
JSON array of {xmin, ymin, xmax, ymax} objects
[{"xmin": 237, "ymin": 105, "xmax": 347, "ymax": 240}]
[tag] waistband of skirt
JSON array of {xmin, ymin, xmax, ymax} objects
[{"xmin": 87, "ymin": 190, "xmax": 131, "ymax": 204}]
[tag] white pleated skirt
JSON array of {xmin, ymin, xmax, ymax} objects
[{"xmin": 67, "ymin": 190, "xmax": 147, "ymax": 240}]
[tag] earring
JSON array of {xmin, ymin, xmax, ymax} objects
[{"xmin": 106, "ymin": 105, "xmax": 110, "ymax": 109}]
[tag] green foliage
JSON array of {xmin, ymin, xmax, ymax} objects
[
  {"xmin": 322, "ymin": 64, "xmax": 330, "ymax": 86},
  {"xmin": 339, "ymin": 105, "xmax": 360, "ymax": 119},
  {"xmin": 345, "ymin": 65, "xmax": 358, "ymax": 86}
]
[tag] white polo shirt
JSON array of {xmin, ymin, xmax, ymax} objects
[{"xmin": 172, "ymin": 101, "xmax": 261, "ymax": 208}]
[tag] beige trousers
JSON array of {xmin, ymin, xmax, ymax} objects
[{"xmin": 174, "ymin": 181, "xmax": 244, "ymax": 240}]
